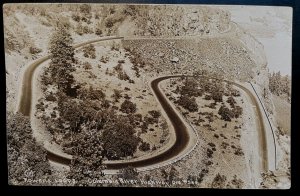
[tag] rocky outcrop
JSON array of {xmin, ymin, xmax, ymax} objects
[
  {"xmin": 234, "ymin": 22, "xmax": 267, "ymax": 71},
  {"xmin": 114, "ymin": 5, "xmax": 231, "ymax": 37}
]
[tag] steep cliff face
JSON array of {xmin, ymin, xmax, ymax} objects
[
  {"xmin": 234, "ymin": 23, "xmax": 267, "ymax": 71},
  {"xmin": 233, "ymin": 24, "xmax": 272, "ymax": 113}
]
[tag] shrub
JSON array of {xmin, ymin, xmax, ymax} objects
[
  {"xmin": 101, "ymin": 100, "xmax": 111, "ymax": 109},
  {"xmin": 111, "ymin": 89, "xmax": 122, "ymax": 102},
  {"xmin": 100, "ymin": 56, "xmax": 109, "ymax": 63},
  {"xmin": 229, "ymin": 175, "xmax": 244, "ymax": 188},
  {"xmin": 118, "ymin": 71, "xmax": 130, "ymax": 81},
  {"xmin": 227, "ymin": 96, "xmax": 236, "ymax": 108},
  {"xmin": 234, "ymin": 147, "xmax": 244, "ymax": 156},
  {"xmin": 83, "ymin": 62, "xmax": 92, "ymax": 70},
  {"xmin": 95, "ymin": 28, "xmax": 102, "ymax": 36},
  {"xmin": 71, "ymin": 13, "xmax": 81, "ymax": 22},
  {"xmin": 139, "ymin": 141, "xmax": 150, "ymax": 151},
  {"xmin": 75, "ymin": 23, "xmax": 93, "ymax": 35},
  {"xmin": 177, "ymin": 95, "xmax": 198, "ymax": 112},
  {"xmin": 211, "ymin": 173, "xmax": 227, "ymax": 188},
  {"xmin": 208, "ymin": 142, "xmax": 216, "ymax": 148},
  {"xmin": 148, "ymin": 110, "xmax": 161, "ymax": 119},
  {"xmin": 83, "ymin": 44, "xmax": 96, "ymax": 59},
  {"xmin": 45, "ymin": 93, "xmax": 57, "ymax": 102},
  {"xmin": 162, "ymin": 166, "xmax": 180, "ymax": 184},
  {"xmin": 231, "ymin": 89, "xmax": 240, "ymax": 97},
  {"xmin": 221, "ymin": 142, "xmax": 229, "ymax": 149},
  {"xmin": 144, "ymin": 116, "xmax": 158, "ymax": 124},
  {"xmin": 78, "ymin": 86, "xmax": 105, "ymax": 100},
  {"xmin": 207, "ymin": 148, "xmax": 214, "ymax": 158},
  {"xmin": 75, "ymin": 24, "xmax": 84, "ymax": 35},
  {"xmin": 269, "ymin": 71, "xmax": 291, "ymax": 100},
  {"xmin": 105, "ymin": 18, "xmax": 114, "ymax": 28},
  {"xmin": 114, "ymin": 63, "xmax": 123, "ymax": 72},
  {"xmin": 211, "ymin": 91, "xmax": 223, "ymax": 102},
  {"xmin": 218, "ymin": 105, "xmax": 233, "ymax": 121},
  {"xmin": 120, "ymin": 100, "xmax": 137, "ymax": 114},
  {"xmin": 198, "ymin": 169, "xmax": 209, "ymax": 184},
  {"xmin": 83, "ymin": 25, "xmax": 93, "ymax": 34},
  {"xmin": 204, "ymin": 94, "xmax": 211, "ymax": 100},
  {"xmin": 123, "ymin": 5, "xmax": 137, "ymax": 16},
  {"xmin": 180, "ymin": 78, "xmax": 202, "ymax": 97},
  {"xmin": 111, "ymin": 42, "xmax": 120, "ymax": 51},
  {"xmin": 232, "ymin": 105, "xmax": 243, "ymax": 118}
]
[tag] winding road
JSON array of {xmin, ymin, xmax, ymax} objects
[
  {"xmin": 17, "ymin": 36, "xmax": 124, "ymax": 115},
  {"xmin": 17, "ymin": 36, "xmax": 272, "ymax": 173},
  {"xmin": 16, "ymin": 37, "xmax": 196, "ymax": 172}
]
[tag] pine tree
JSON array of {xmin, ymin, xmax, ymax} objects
[{"xmin": 48, "ymin": 23, "xmax": 75, "ymax": 94}]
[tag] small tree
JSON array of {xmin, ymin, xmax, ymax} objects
[
  {"xmin": 211, "ymin": 173, "xmax": 227, "ymax": 188},
  {"xmin": 83, "ymin": 61, "xmax": 92, "ymax": 70},
  {"xmin": 232, "ymin": 105, "xmax": 243, "ymax": 118},
  {"xmin": 227, "ymin": 96, "xmax": 236, "ymax": 108},
  {"xmin": 111, "ymin": 89, "xmax": 122, "ymax": 102},
  {"xmin": 218, "ymin": 105, "xmax": 233, "ymax": 121},
  {"xmin": 83, "ymin": 44, "xmax": 96, "ymax": 59},
  {"xmin": 102, "ymin": 116, "xmax": 140, "ymax": 160},
  {"xmin": 95, "ymin": 28, "xmax": 103, "ymax": 36},
  {"xmin": 148, "ymin": 110, "xmax": 161, "ymax": 119},
  {"xmin": 177, "ymin": 95, "xmax": 198, "ymax": 112},
  {"xmin": 211, "ymin": 91, "xmax": 223, "ymax": 102},
  {"xmin": 139, "ymin": 141, "xmax": 150, "ymax": 151},
  {"xmin": 180, "ymin": 77, "xmax": 202, "ymax": 97},
  {"xmin": 120, "ymin": 100, "xmax": 137, "ymax": 114}
]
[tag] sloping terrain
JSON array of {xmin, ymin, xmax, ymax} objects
[{"xmin": 4, "ymin": 4, "xmax": 290, "ymax": 188}]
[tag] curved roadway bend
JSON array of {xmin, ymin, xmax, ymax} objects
[
  {"xmin": 47, "ymin": 76, "xmax": 192, "ymax": 169},
  {"xmin": 107, "ymin": 76, "xmax": 189, "ymax": 169},
  {"xmin": 47, "ymin": 76, "xmax": 191, "ymax": 169},
  {"xmin": 225, "ymin": 80, "xmax": 268, "ymax": 171},
  {"xmin": 17, "ymin": 36, "xmax": 124, "ymax": 116},
  {"xmin": 16, "ymin": 36, "xmax": 192, "ymax": 170},
  {"xmin": 196, "ymin": 76, "xmax": 268, "ymax": 171},
  {"xmin": 16, "ymin": 34, "xmax": 269, "ymax": 172}
]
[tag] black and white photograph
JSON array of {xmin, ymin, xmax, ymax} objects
[{"xmin": 4, "ymin": 3, "xmax": 292, "ymax": 189}]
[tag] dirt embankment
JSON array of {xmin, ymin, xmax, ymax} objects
[{"xmin": 122, "ymin": 38, "xmax": 257, "ymax": 81}]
